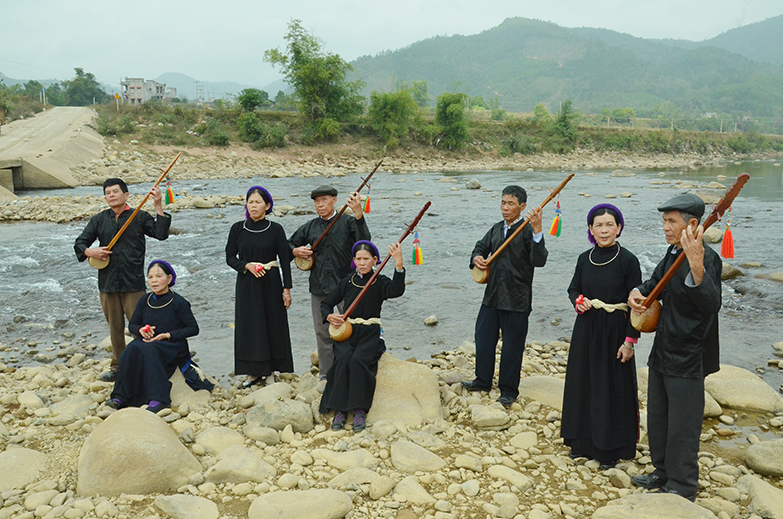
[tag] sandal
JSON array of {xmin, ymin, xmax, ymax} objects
[
  {"xmin": 331, "ymin": 411, "xmax": 347, "ymax": 430},
  {"xmin": 352, "ymin": 409, "xmax": 367, "ymax": 432}
]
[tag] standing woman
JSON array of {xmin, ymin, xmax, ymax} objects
[
  {"xmin": 560, "ymin": 204, "xmax": 642, "ymax": 469},
  {"xmin": 226, "ymin": 186, "xmax": 293, "ymax": 388},
  {"xmin": 106, "ymin": 260, "xmax": 198, "ymax": 413},
  {"xmin": 319, "ymin": 241, "xmax": 405, "ymax": 432}
]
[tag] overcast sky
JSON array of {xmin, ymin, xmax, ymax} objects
[{"xmin": 2, "ymin": 0, "xmax": 781, "ymax": 92}]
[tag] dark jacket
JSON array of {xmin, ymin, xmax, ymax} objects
[
  {"xmin": 289, "ymin": 213, "xmax": 370, "ymax": 296},
  {"xmin": 637, "ymin": 244, "xmax": 722, "ymax": 378},
  {"xmin": 74, "ymin": 207, "xmax": 171, "ymax": 293},
  {"xmin": 471, "ymin": 220, "xmax": 548, "ymax": 313}
]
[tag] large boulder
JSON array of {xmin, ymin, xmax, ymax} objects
[
  {"xmin": 736, "ymin": 474, "xmax": 783, "ymax": 519},
  {"xmin": 592, "ymin": 493, "xmax": 717, "ymax": 518},
  {"xmin": 46, "ymin": 394, "xmax": 95, "ymax": 426},
  {"xmin": 204, "ymin": 445, "xmax": 276, "ymax": 484},
  {"xmin": 248, "ymin": 489, "xmax": 352, "ymax": 519},
  {"xmin": 704, "ymin": 364, "xmax": 783, "ymax": 413},
  {"xmin": 195, "ymin": 426, "xmax": 244, "ymax": 455},
  {"xmin": 246, "ymin": 398, "xmax": 314, "ymax": 433},
  {"xmin": 517, "ymin": 376, "xmax": 565, "ymax": 411},
  {"xmin": 367, "ymin": 354, "xmax": 442, "ymax": 427},
  {"xmin": 744, "ymin": 439, "xmax": 783, "ymax": 477},
  {"xmin": 0, "ymin": 448, "xmax": 46, "ymax": 491},
  {"xmin": 77, "ymin": 408, "xmax": 202, "ymax": 496},
  {"xmin": 637, "ymin": 368, "xmax": 721, "ymax": 417},
  {"xmin": 390, "ymin": 440, "xmax": 447, "ymax": 473},
  {"xmin": 169, "ymin": 369, "xmax": 211, "ymax": 409}
]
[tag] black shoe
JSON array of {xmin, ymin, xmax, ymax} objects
[
  {"xmin": 631, "ymin": 473, "xmax": 667, "ymax": 489},
  {"xmin": 568, "ymin": 451, "xmax": 589, "ymax": 460},
  {"xmin": 104, "ymin": 398, "xmax": 122, "ymax": 409},
  {"xmin": 659, "ymin": 485, "xmax": 696, "ymax": 502},
  {"xmin": 599, "ymin": 460, "xmax": 618, "ymax": 471},
  {"xmin": 497, "ymin": 395, "xmax": 515, "ymax": 408},
  {"xmin": 99, "ymin": 371, "xmax": 116, "ymax": 382},
  {"xmin": 461, "ymin": 380, "xmax": 490, "ymax": 392},
  {"xmin": 242, "ymin": 377, "xmax": 264, "ymax": 388}
]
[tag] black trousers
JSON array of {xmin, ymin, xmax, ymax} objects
[
  {"xmin": 647, "ymin": 366, "xmax": 704, "ymax": 496},
  {"xmin": 474, "ymin": 305, "xmax": 531, "ymax": 399}
]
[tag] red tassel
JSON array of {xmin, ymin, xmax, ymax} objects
[{"xmin": 721, "ymin": 227, "xmax": 734, "ymax": 259}]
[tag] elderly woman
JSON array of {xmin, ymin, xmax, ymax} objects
[
  {"xmin": 106, "ymin": 260, "xmax": 199, "ymax": 413},
  {"xmin": 560, "ymin": 204, "xmax": 642, "ymax": 469},
  {"xmin": 226, "ymin": 186, "xmax": 293, "ymax": 388}
]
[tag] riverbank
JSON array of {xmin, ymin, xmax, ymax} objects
[{"xmin": 1, "ymin": 331, "xmax": 782, "ymax": 519}]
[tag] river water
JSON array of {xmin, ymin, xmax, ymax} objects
[{"xmin": 1, "ymin": 161, "xmax": 782, "ymax": 390}]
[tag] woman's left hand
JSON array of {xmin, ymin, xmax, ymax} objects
[
  {"xmin": 283, "ymin": 289, "xmax": 292, "ymax": 309},
  {"xmin": 144, "ymin": 332, "xmax": 172, "ymax": 343},
  {"xmin": 617, "ymin": 343, "xmax": 634, "ymax": 363}
]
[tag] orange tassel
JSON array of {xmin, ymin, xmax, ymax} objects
[{"xmin": 721, "ymin": 227, "xmax": 734, "ymax": 259}]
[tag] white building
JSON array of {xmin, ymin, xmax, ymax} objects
[{"xmin": 121, "ymin": 77, "xmax": 176, "ymax": 104}]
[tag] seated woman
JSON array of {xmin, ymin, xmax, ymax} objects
[
  {"xmin": 319, "ymin": 241, "xmax": 405, "ymax": 432},
  {"xmin": 105, "ymin": 260, "xmax": 199, "ymax": 413}
]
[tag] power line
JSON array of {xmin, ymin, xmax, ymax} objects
[{"xmin": 0, "ymin": 57, "xmax": 69, "ymax": 79}]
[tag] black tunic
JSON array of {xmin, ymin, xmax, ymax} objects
[
  {"xmin": 561, "ymin": 244, "xmax": 642, "ymax": 463},
  {"xmin": 318, "ymin": 269, "xmax": 405, "ymax": 413},
  {"xmin": 288, "ymin": 213, "xmax": 371, "ymax": 295},
  {"xmin": 74, "ymin": 207, "xmax": 171, "ymax": 293},
  {"xmin": 637, "ymin": 245, "xmax": 722, "ymax": 378},
  {"xmin": 111, "ymin": 291, "xmax": 198, "ymax": 406},
  {"xmin": 226, "ymin": 218, "xmax": 293, "ymax": 377},
  {"xmin": 470, "ymin": 220, "xmax": 548, "ymax": 312}
]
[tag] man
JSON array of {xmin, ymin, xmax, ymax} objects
[
  {"xmin": 74, "ymin": 178, "xmax": 171, "ymax": 382},
  {"xmin": 628, "ymin": 193, "xmax": 721, "ymax": 502},
  {"xmin": 289, "ymin": 185, "xmax": 369, "ymax": 386},
  {"xmin": 462, "ymin": 185, "xmax": 547, "ymax": 408}
]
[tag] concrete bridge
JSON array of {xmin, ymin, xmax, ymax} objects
[{"xmin": 0, "ymin": 107, "xmax": 104, "ymax": 200}]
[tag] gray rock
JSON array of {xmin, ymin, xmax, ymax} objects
[
  {"xmin": 368, "ymin": 353, "xmax": 442, "ymax": 427},
  {"xmin": 407, "ymin": 430, "xmax": 446, "ymax": 450},
  {"xmin": 695, "ymin": 498, "xmax": 739, "ymax": 518},
  {"xmin": 370, "ymin": 420, "xmax": 397, "ymax": 440},
  {"xmin": 454, "ymin": 454, "xmax": 483, "ymax": 472},
  {"xmin": 155, "ymin": 495, "xmax": 218, "ymax": 519},
  {"xmin": 486, "ymin": 465, "xmax": 533, "ymax": 492},
  {"xmin": 77, "ymin": 408, "xmax": 202, "ymax": 496},
  {"xmin": 517, "ymin": 376, "xmax": 565, "ymax": 411},
  {"xmin": 46, "ymin": 395, "xmax": 94, "ymax": 426},
  {"xmin": 390, "ymin": 440, "xmax": 447, "ymax": 473},
  {"xmin": 424, "ymin": 315, "xmax": 439, "ymax": 326},
  {"xmin": 466, "ymin": 179, "xmax": 481, "ymax": 189},
  {"xmin": 721, "ymin": 262, "xmax": 743, "ymax": 280},
  {"xmin": 592, "ymin": 493, "xmax": 717, "ymax": 518},
  {"xmin": 470, "ymin": 405, "xmax": 510, "ymax": 429},
  {"xmin": 328, "ymin": 468, "xmax": 380, "ymax": 490},
  {"xmin": 23, "ymin": 489, "xmax": 59, "ymax": 510},
  {"xmin": 243, "ymin": 424, "xmax": 280, "ymax": 445},
  {"xmin": 369, "ymin": 475, "xmax": 398, "ymax": 500},
  {"xmin": 510, "ymin": 431, "xmax": 538, "ymax": 450},
  {"xmin": 248, "ymin": 382, "xmax": 294, "ymax": 407},
  {"xmin": 195, "ymin": 426, "xmax": 244, "ymax": 455},
  {"xmin": 0, "ymin": 448, "xmax": 46, "ymax": 491},
  {"xmin": 394, "ymin": 476, "xmax": 436, "ymax": 504},
  {"xmin": 705, "ymin": 364, "xmax": 783, "ymax": 413},
  {"xmin": 247, "ymin": 489, "xmax": 352, "ymax": 519},
  {"xmin": 745, "ymin": 439, "xmax": 783, "ymax": 476},
  {"xmin": 204, "ymin": 445, "xmax": 276, "ymax": 484},
  {"xmin": 703, "ymin": 227, "xmax": 723, "ymax": 244},
  {"xmin": 169, "ymin": 369, "xmax": 211, "ymax": 409},
  {"xmin": 736, "ymin": 474, "xmax": 783, "ymax": 519},
  {"xmin": 246, "ymin": 398, "xmax": 314, "ymax": 433},
  {"xmin": 311, "ymin": 448, "xmax": 379, "ymax": 471},
  {"xmin": 18, "ymin": 391, "xmax": 44, "ymax": 410}
]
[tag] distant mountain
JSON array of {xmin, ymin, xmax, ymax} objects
[
  {"xmin": 704, "ymin": 15, "xmax": 783, "ymax": 66},
  {"xmin": 0, "ymin": 72, "xmax": 62, "ymax": 88},
  {"xmin": 350, "ymin": 17, "xmax": 783, "ymax": 116},
  {"xmin": 154, "ymin": 72, "xmax": 262, "ymax": 101}
]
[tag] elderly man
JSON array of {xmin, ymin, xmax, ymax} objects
[
  {"xmin": 463, "ymin": 185, "xmax": 547, "ymax": 408},
  {"xmin": 74, "ymin": 178, "xmax": 171, "ymax": 382},
  {"xmin": 628, "ymin": 193, "xmax": 721, "ymax": 502},
  {"xmin": 289, "ymin": 185, "xmax": 369, "ymax": 386}
]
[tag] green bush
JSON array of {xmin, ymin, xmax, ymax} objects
[
  {"xmin": 368, "ymin": 90, "xmax": 418, "ymax": 147},
  {"xmin": 436, "ymin": 92, "xmax": 470, "ymax": 150}
]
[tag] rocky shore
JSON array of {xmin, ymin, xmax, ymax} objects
[
  {"xmin": 1, "ymin": 140, "xmax": 780, "ymax": 223},
  {"xmin": 0, "ymin": 332, "xmax": 782, "ymax": 519}
]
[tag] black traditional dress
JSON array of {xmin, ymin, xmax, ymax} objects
[
  {"xmin": 319, "ymin": 268, "xmax": 405, "ymax": 414},
  {"xmin": 561, "ymin": 243, "xmax": 642, "ymax": 464},
  {"xmin": 111, "ymin": 290, "xmax": 199, "ymax": 407},
  {"xmin": 226, "ymin": 218, "xmax": 293, "ymax": 377}
]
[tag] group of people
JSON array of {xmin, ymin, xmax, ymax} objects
[{"xmin": 75, "ymin": 176, "xmax": 721, "ymax": 501}]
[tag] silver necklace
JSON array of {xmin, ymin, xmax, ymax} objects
[
  {"xmin": 243, "ymin": 219, "xmax": 271, "ymax": 233},
  {"xmin": 589, "ymin": 243, "xmax": 620, "ymax": 266},
  {"xmin": 147, "ymin": 292, "xmax": 174, "ymax": 309}
]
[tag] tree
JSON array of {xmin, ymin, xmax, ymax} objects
[
  {"xmin": 274, "ymin": 90, "xmax": 296, "ymax": 110},
  {"xmin": 24, "ymin": 81, "xmax": 43, "ymax": 99},
  {"xmin": 61, "ymin": 68, "xmax": 108, "ymax": 106},
  {"xmin": 264, "ymin": 19, "xmax": 364, "ymax": 141},
  {"xmin": 368, "ymin": 90, "xmax": 418, "ymax": 147},
  {"xmin": 237, "ymin": 88, "xmax": 270, "ymax": 112},
  {"xmin": 435, "ymin": 92, "xmax": 470, "ymax": 150},
  {"xmin": 469, "ymin": 96, "xmax": 488, "ymax": 110},
  {"xmin": 533, "ymin": 103, "xmax": 551, "ymax": 125}
]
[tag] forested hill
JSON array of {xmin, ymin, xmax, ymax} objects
[{"xmin": 350, "ymin": 16, "xmax": 783, "ymax": 116}]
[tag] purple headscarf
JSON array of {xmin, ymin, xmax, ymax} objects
[
  {"xmin": 148, "ymin": 259, "xmax": 177, "ymax": 287},
  {"xmin": 245, "ymin": 186, "xmax": 274, "ymax": 219},
  {"xmin": 587, "ymin": 203, "xmax": 624, "ymax": 244},
  {"xmin": 351, "ymin": 240, "xmax": 382, "ymax": 269}
]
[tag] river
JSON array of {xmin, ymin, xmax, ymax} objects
[{"xmin": 1, "ymin": 161, "xmax": 782, "ymax": 390}]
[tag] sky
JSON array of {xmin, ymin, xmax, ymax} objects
[{"xmin": 1, "ymin": 0, "xmax": 782, "ymax": 93}]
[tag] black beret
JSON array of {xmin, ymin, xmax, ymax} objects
[
  {"xmin": 310, "ymin": 185, "xmax": 338, "ymax": 199},
  {"xmin": 657, "ymin": 193, "xmax": 705, "ymax": 218}
]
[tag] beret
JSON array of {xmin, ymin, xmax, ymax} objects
[
  {"xmin": 587, "ymin": 203, "xmax": 624, "ymax": 244},
  {"xmin": 310, "ymin": 185, "xmax": 338, "ymax": 199},
  {"xmin": 657, "ymin": 193, "xmax": 705, "ymax": 218}
]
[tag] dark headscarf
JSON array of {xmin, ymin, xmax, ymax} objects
[
  {"xmin": 245, "ymin": 186, "xmax": 274, "ymax": 219},
  {"xmin": 587, "ymin": 203, "xmax": 624, "ymax": 245},
  {"xmin": 148, "ymin": 260, "xmax": 176, "ymax": 287},
  {"xmin": 351, "ymin": 240, "xmax": 382, "ymax": 269}
]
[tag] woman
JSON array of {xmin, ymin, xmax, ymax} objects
[
  {"xmin": 560, "ymin": 203, "xmax": 642, "ymax": 469},
  {"xmin": 226, "ymin": 186, "xmax": 293, "ymax": 388},
  {"xmin": 106, "ymin": 260, "xmax": 198, "ymax": 413},
  {"xmin": 320, "ymin": 241, "xmax": 405, "ymax": 432}
]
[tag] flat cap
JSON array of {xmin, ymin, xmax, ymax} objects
[
  {"xmin": 657, "ymin": 193, "xmax": 705, "ymax": 218},
  {"xmin": 310, "ymin": 185, "xmax": 338, "ymax": 199}
]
